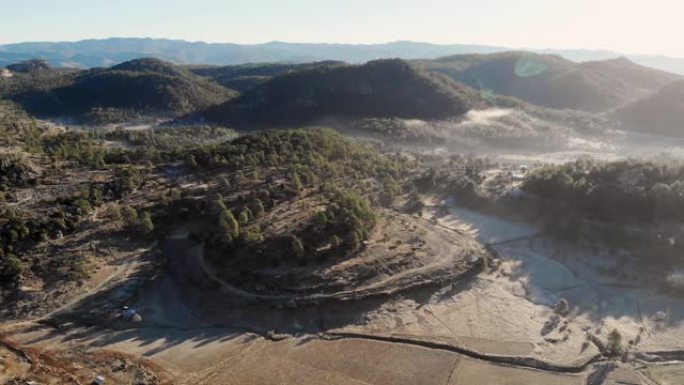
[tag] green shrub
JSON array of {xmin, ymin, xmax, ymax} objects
[{"xmin": 0, "ymin": 253, "xmax": 23, "ymax": 284}]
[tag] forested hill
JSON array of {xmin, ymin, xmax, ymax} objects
[
  {"xmin": 5, "ymin": 58, "xmax": 236, "ymax": 123},
  {"xmin": 202, "ymin": 59, "xmax": 485, "ymax": 127},
  {"xmin": 417, "ymin": 53, "xmax": 680, "ymax": 112},
  {"xmin": 188, "ymin": 61, "xmax": 345, "ymax": 92}
]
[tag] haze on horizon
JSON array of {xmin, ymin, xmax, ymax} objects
[{"xmin": 1, "ymin": 0, "xmax": 683, "ymax": 58}]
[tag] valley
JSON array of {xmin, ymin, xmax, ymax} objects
[{"xmin": 1, "ymin": 51, "xmax": 684, "ymax": 385}]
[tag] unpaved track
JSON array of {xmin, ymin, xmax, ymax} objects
[{"xmin": 176, "ymin": 220, "xmax": 483, "ymax": 304}]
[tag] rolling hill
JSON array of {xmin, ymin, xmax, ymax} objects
[
  {"xmin": 6, "ymin": 58, "xmax": 51, "ymax": 73},
  {"xmin": 188, "ymin": 61, "xmax": 345, "ymax": 92},
  {"xmin": 614, "ymin": 80, "xmax": 684, "ymax": 137},
  {"xmin": 202, "ymin": 59, "xmax": 485, "ymax": 127},
  {"xmin": 10, "ymin": 58, "xmax": 236, "ymax": 122},
  {"xmin": 417, "ymin": 53, "xmax": 680, "ymax": 112}
]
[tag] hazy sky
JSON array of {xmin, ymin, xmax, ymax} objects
[{"xmin": 1, "ymin": 0, "xmax": 682, "ymax": 57}]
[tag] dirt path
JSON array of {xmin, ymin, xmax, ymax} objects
[{"xmin": 176, "ymin": 224, "xmax": 483, "ymax": 304}]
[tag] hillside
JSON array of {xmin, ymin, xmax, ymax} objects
[
  {"xmin": 203, "ymin": 59, "xmax": 484, "ymax": 127},
  {"xmin": 110, "ymin": 57, "xmax": 194, "ymax": 77},
  {"xmin": 189, "ymin": 61, "xmax": 345, "ymax": 92},
  {"xmin": 5, "ymin": 58, "xmax": 52, "ymax": 73},
  {"xmin": 0, "ymin": 100, "xmax": 42, "ymax": 151},
  {"xmin": 417, "ymin": 52, "xmax": 680, "ymax": 112},
  {"xmin": 614, "ymin": 80, "xmax": 684, "ymax": 137},
  {"xmin": 8, "ymin": 58, "xmax": 236, "ymax": 123}
]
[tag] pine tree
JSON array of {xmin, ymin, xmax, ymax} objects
[
  {"xmin": 315, "ymin": 211, "xmax": 328, "ymax": 228},
  {"xmin": 331, "ymin": 235, "xmax": 342, "ymax": 248},
  {"xmin": 291, "ymin": 171, "xmax": 302, "ymax": 192},
  {"xmin": 290, "ymin": 235, "xmax": 305, "ymax": 258},
  {"xmin": 213, "ymin": 193, "xmax": 227, "ymax": 212},
  {"xmin": 239, "ymin": 207, "xmax": 252, "ymax": 224},
  {"xmin": 348, "ymin": 231, "xmax": 361, "ymax": 252},
  {"xmin": 0, "ymin": 253, "xmax": 23, "ymax": 283},
  {"xmin": 251, "ymin": 198, "xmax": 265, "ymax": 217},
  {"xmin": 241, "ymin": 225, "xmax": 264, "ymax": 243},
  {"xmin": 107, "ymin": 205, "xmax": 122, "ymax": 221},
  {"xmin": 607, "ymin": 329, "xmax": 623, "ymax": 357},
  {"xmin": 138, "ymin": 212, "xmax": 155, "ymax": 235},
  {"xmin": 122, "ymin": 206, "xmax": 138, "ymax": 231},
  {"xmin": 218, "ymin": 209, "xmax": 240, "ymax": 242}
]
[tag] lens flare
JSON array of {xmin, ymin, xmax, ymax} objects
[
  {"xmin": 515, "ymin": 56, "xmax": 549, "ymax": 78},
  {"xmin": 475, "ymin": 78, "xmax": 496, "ymax": 101}
]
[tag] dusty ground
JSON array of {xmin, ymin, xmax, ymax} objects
[
  {"xmin": 4, "ymin": 326, "xmax": 590, "ymax": 385},
  {"xmin": 0, "ymin": 335, "xmax": 173, "ymax": 384},
  {"xmin": 647, "ymin": 364, "xmax": 684, "ymax": 385}
]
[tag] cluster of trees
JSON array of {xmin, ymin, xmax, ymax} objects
[
  {"xmin": 0, "ymin": 101, "xmax": 42, "ymax": 152},
  {"xmin": 210, "ymin": 193, "xmax": 266, "ymax": 246},
  {"xmin": 406, "ymin": 157, "xmax": 490, "ymax": 210},
  {"xmin": 207, "ymin": 186, "xmax": 375, "ymax": 268},
  {"xmin": 0, "ymin": 127, "xmax": 405, "ymax": 287},
  {"xmin": 0, "ymin": 165, "xmax": 149, "ymax": 286},
  {"xmin": 41, "ymin": 131, "xmax": 110, "ymax": 168},
  {"xmin": 320, "ymin": 188, "xmax": 376, "ymax": 252},
  {"xmin": 522, "ymin": 159, "xmax": 684, "ymax": 223},
  {"xmin": 185, "ymin": 128, "xmax": 407, "ymax": 184},
  {"xmin": 1, "ymin": 110, "xmax": 114, "ymax": 168},
  {"xmin": 104, "ymin": 125, "xmax": 238, "ymax": 151},
  {"xmin": 25, "ymin": 127, "xmax": 169, "ymax": 169},
  {"xmin": 108, "ymin": 205, "xmax": 155, "ymax": 235},
  {"xmin": 0, "ymin": 189, "xmax": 98, "ymax": 285},
  {"xmin": 0, "ymin": 154, "xmax": 36, "ymax": 191},
  {"xmin": 168, "ymin": 129, "xmax": 390, "ymax": 271},
  {"xmin": 83, "ymin": 107, "xmax": 145, "ymax": 124},
  {"xmin": 107, "ymin": 166, "xmax": 143, "ymax": 198},
  {"xmin": 352, "ymin": 118, "xmax": 449, "ymax": 144},
  {"xmin": 0, "ymin": 250, "xmax": 22, "ymax": 284}
]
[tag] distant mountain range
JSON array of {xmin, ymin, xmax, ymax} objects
[{"xmin": 2, "ymin": 38, "xmax": 684, "ymax": 75}]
